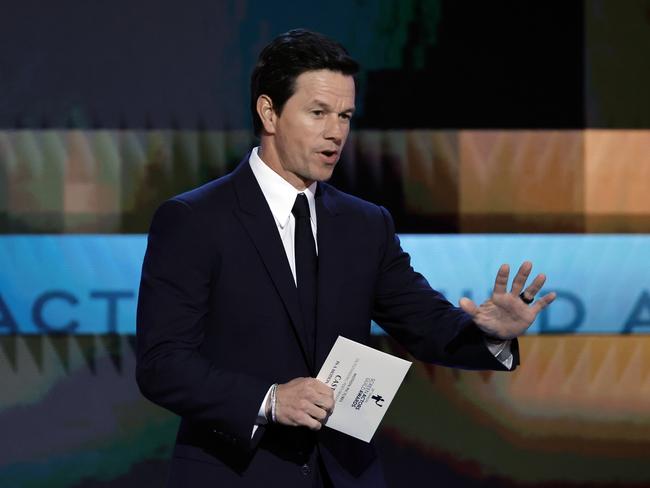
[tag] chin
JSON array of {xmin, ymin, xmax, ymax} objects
[{"xmin": 314, "ymin": 169, "xmax": 335, "ymax": 182}]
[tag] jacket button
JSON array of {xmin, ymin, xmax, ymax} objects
[{"xmin": 301, "ymin": 464, "xmax": 311, "ymax": 476}]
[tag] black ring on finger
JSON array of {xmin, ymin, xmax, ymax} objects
[{"xmin": 519, "ymin": 292, "xmax": 534, "ymax": 305}]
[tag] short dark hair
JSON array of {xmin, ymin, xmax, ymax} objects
[{"xmin": 250, "ymin": 29, "xmax": 359, "ymax": 136}]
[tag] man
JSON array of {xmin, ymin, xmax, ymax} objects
[{"xmin": 136, "ymin": 29, "xmax": 555, "ymax": 487}]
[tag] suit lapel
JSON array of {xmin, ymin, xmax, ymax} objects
[
  {"xmin": 314, "ymin": 184, "xmax": 346, "ymax": 370},
  {"xmin": 231, "ymin": 159, "xmax": 314, "ymax": 372}
]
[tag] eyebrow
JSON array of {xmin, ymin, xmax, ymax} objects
[{"xmin": 311, "ymin": 100, "xmax": 356, "ymax": 115}]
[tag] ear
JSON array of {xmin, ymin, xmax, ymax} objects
[{"xmin": 256, "ymin": 95, "xmax": 277, "ymax": 135}]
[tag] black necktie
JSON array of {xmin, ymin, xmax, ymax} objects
[{"xmin": 292, "ymin": 193, "xmax": 317, "ymax": 352}]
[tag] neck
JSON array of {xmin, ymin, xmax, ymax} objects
[{"xmin": 258, "ymin": 142, "xmax": 312, "ymax": 191}]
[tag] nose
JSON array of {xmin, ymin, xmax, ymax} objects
[{"xmin": 323, "ymin": 115, "xmax": 345, "ymax": 145}]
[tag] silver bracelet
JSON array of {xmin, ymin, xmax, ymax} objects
[{"xmin": 270, "ymin": 383, "xmax": 278, "ymax": 423}]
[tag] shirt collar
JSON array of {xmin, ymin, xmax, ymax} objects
[{"xmin": 248, "ymin": 147, "xmax": 317, "ymax": 229}]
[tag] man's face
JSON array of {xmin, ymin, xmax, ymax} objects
[{"xmin": 264, "ymin": 69, "xmax": 355, "ymax": 189}]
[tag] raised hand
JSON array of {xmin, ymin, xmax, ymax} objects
[
  {"xmin": 272, "ymin": 377, "xmax": 334, "ymax": 430},
  {"xmin": 459, "ymin": 261, "xmax": 556, "ymax": 340}
]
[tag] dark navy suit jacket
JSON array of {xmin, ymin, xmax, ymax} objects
[{"xmin": 136, "ymin": 157, "xmax": 519, "ymax": 487}]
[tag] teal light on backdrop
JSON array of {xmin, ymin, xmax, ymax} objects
[{"xmin": 1, "ymin": 235, "xmax": 648, "ymax": 335}]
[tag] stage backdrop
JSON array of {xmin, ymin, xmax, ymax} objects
[{"xmin": 2, "ymin": 1, "xmax": 650, "ymax": 487}]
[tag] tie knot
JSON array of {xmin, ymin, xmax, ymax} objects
[{"xmin": 292, "ymin": 193, "xmax": 311, "ymax": 219}]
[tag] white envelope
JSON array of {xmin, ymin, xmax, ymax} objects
[{"xmin": 316, "ymin": 336, "xmax": 412, "ymax": 442}]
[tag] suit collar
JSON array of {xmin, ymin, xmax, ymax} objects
[
  {"xmin": 313, "ymin": 189, "xmax": 346, "ymax": 370},
  {"xmin": 231, "ymin": 155, "xmax": 315, "ymax": 372},
  {"xmin": 232, "ymin": 152, "xmax": 343, "ymax": 217},
  {"xmin": 248, "ymin": 147, "xmax": 317, "ymax": 231},
  {"xmin": 315, "ymin": 181, "xmax": 342, "ymax": 218}
]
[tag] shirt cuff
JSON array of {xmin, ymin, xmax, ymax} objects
[
  {"xmin": 485, "ymin": 338, "xmax": 514, "ymax": 370},
  {"xmin": 251, "ymin": 385, "xmax": 274, "ymax": 438}
]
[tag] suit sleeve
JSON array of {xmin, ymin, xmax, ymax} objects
[
  {"xmin": 371, "ymin": 206, "xmax": 519, "ymax": 371},
  {"xmin": 135, "ymin": 199, "xmax": 271, "ymax": 449}
]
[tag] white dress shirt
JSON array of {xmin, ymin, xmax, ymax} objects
[
  {"xmin": 246, "ymin": 146, "xmax": 512, "ymax": 436},
  {"xmin": 249, "ymin": 146, "xmax": 318, "ymax": 285}
]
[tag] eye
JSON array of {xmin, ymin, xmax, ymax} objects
[
  {"xmin": 312, "ymin": 110, "xmax": 324, "ymax": 117},
  {"xmin": 339, "ymin": 113, "xmax": 352, "ymax": 121}
]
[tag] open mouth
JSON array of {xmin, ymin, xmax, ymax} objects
[{"xmin": 321, "ymin": 150, "xmax": 338, "ymax": 158}]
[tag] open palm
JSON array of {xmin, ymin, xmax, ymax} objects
[{"xmin": 459, "ymin": 261, "xmax": 556, "ymax": 340}]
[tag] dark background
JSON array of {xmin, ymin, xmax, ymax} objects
[{"xmin": 2, "ymin": 1, "xmax": 650, "ymax": 487}]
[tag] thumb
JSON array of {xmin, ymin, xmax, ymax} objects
[{"xmin": 459, "ymin": 297, "xmax": 479, "ymax": 316}]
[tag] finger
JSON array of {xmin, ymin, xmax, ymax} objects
[
  {"xmin": 493, "ymin": 264, "xmax": 510, "ymax": 294},
  {"xmin": 291, "ymin": 398, "xmax": 326, "ymax": 422},
  {"xmin": 299, "ymin": 413, "xmax": 323, "ymax": 431},
  {"xmin": 305, "ymin": 403, "xmax": 329, "ymax": 422},
  {"xmin": 459, "ymin": 297, "xmax": 479, "ymax": 316},
  {"xmin": 311, "ymin": 378, "xmax": 334, "ymax": 395},
  {"xmin": 314, "ymin": 394, "xmax": 335, "ymax": 414},
  {"xmin": 530, "ymin": 291, "xmax": 556, "ymax": 315},
  {"xmin": 510, "ymin": 261, "xmax": 532, "ymax": 295},
  {"xmin": 521, "ymin": 273, "xmax": 546, "ymax": 302},
  {"xmin": 308, "ymin": 380, "xmax": 335, "ymax": 407},
  {"xmin": 311, "ymin": 395, "xmax": 334, "ymax": 414}
]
